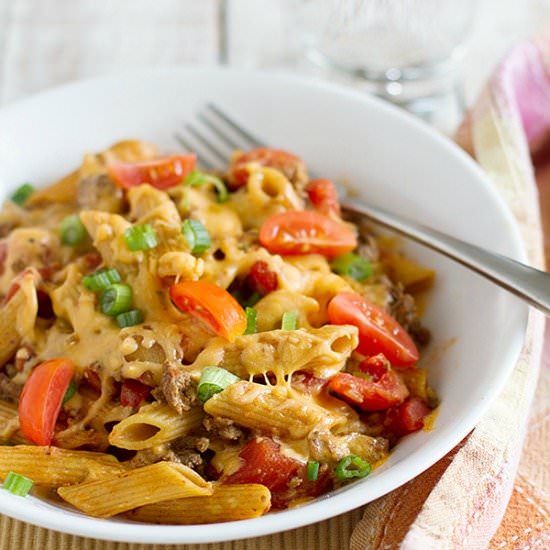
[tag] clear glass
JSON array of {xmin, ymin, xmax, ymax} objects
[{"xmin": 286, "ymin": 0, "xmax": 477, "ymax": 129}]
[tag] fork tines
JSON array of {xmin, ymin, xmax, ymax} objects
[{"xmin": 175, "ymin": 103, "xmax": 267, "ymax": 170}]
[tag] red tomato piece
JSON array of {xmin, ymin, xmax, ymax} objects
[
  {"xmin": 18, "ymin": 358, "xmax": 75, "ymax": 445},
  {"xmin": 259, "ymin": 211, "xmax": 357, "ymax": 258},
  {"xmin": 271, "ymin": 463, "xmax": 333, "ymax": 509},
  {"xmin": 327, "ymin": 292, "xmax": 419, "ymax": 367},
  {"xmin": 246, "ymin": 260, "xmax": 278, "ymax": 295},
  {"xmin": 384, "ymin": 397, "xmax": 431, "ymax": 440},
  {"xmin": 306, "ymin": 178, "xmax": 341, "ymax": 217},
  {"xmin": 229, "ymin": 148, "xmax": 305, "ymax": 189},
  {"xmin": 108, "ymin": 154, "xmax": 196, "ymax": 190},
  {"xmin": 170, "ymin": 280, "xmax": 247, "ymax": 342},
  {"xmin": 82, "ymin": 367, "xmax": 102, "ymax": 392},
  {"xmin": 120, "ymin": 379, "xmax": 150, "ymax": 408},
  {"xmin": 328, "ymin": 366, "xmax": 409, "ymax": 412},
  {"xmin": 224, "ymin": 437, "xmax": 301, "ymax": 492}
]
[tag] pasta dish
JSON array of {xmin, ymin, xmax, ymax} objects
[{"xmin": 0, "ymin": 141, "xmax": 436, "ymax": 522}]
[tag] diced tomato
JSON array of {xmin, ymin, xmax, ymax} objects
[
  {"xmin": 223, "ymin": 437, "xmax": 332, "ymax": 509},
  {"xmin": 18, "ymin": 358, "xmax": 75, "ymax": 445},
  {"xmin": 327, "ymin": 292, "xmax": 419, "ymax": 367},
  {"xmin": 384, "ymin": 397, "xmax": 431, "ymax": 440},
  {"xmin": 82, "ymin": 367, "xmax": 102, "ymax": 392},
  {"xmin": 306, "ymin": 178, "xmax": 341, "ymax": 217},
  {"xmin": 246, "ymin": 260, "xmax": 278, "ymax": 295},
  {"xmin": 271, "ymin": 463, "xmax": 333, "ymax": 509},
  {"xmin": 170, "ymin": 280, "xmax": 247, "ymax": 342},
  {"xmin": 259, "ymin": 211, "xmax": 357, "ymax": 258},
  {"xmin": 229, "ymin": 148, "xmax": 305, "ymax": 189},
  {"xmin": 328, "ymin": 365, "xmax": 409, "ymax": 412},
  {"xmin": 224, "ymin": 438, "xmax": 301, "ymax": 492},
  {"xmin": 108, "ymin": 155, "xmax": 196, "ymax": 190},
  {"xmin": 120, "ymin": 379, "xmax": 150, "ymax": 408},
  {"xmin": 359, "ymin": 353, "xmax": 391, "ymax": 380}
]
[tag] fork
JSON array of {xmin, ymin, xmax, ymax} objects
[{"xmin": 176, "ymin": 103, "xmax": 550, "ymax": 316}]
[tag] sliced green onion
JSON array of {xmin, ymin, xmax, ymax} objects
[
  {"xmin": 335, "ymin": 455, "xmax": 372, "ymax": 480},
  {"xmin": 281, "ymin": 310, "xmax": 298, "ymax": 331},
  {"xmin": 82, "ymin": 268, "xmax": 122, "ymax": 292},
  {"xmin": 60, "ymin": 215, "xmax": 87, "ymax": 246},
  {"xmin": 307, "ymin": 461, "xmax": 320, "ymax": 481},
  {"xmin": 242, "ymin": 291, "xmax": 262, "ymax": 308},
  {"xmin": 197, "ymin": 366, "xmax": 240, "ymax": 403},
  {"xmin": 331, "ymin": 253, "xmax": 372, "ymax": 282},
  {"xmin": 62, "ymin": 380, "xmax": 77, "ymax": 405},
  {"xmin": 124, "ymin": 224, "xmax": 158, "ymax": 251},
  {"xmin": 185, "ymin": 170, "xmax": 228, "ymax": 203},
  {"xmin": 116, "ymin": 309, "xmax": 144, "ymax": 328},
  {"xmin": 10, "ymin": 183, "xmax": 34, "ymax": 206},
  {"xmin": 100, "ymin": 284, "xmax": 133, "ymax": 316},
  {"xmin": 244, "ymin": 307, "xmax": 257, "ymax": 335},
  {"xmin": 3, "ymin": 471, "xmax": 33, "ymax": 496},
  {"xmin": 181, "ymin": 219, "xmax": 211, "ymax": 254}
]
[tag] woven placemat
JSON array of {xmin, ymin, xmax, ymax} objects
[{"xmin": 0, "ymin": 507, "xmax": 364, "ymax": 549}]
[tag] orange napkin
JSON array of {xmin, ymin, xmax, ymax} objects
[{"xmin": 351, "ymin": 34, "xmax": 550, "ymax": 549}]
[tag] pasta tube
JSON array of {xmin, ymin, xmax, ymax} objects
[
  {"xmin": 108, "ymin": 402, "xmax": 203, "ymax": 450},
  {"xmin": 57, "ymin": 462, "xmax": 212, "ymax": 518},
  {"xmin": 0, "ymin": 446, "xmax": 125, "ymax": 487},
  {"xmin": 126, "ymin": 484, "xmax": 271, "ymax": 524},
  {"xmin": 204, "ymin": 381, "xmax": 326, "ymax": 439}
]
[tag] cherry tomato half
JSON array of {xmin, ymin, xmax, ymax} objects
[
  {"xmin": 229, "ymin": 148, "xmax": 305, "ymax": 189},
  {"xmin": 18, "ymin": 358, "xmax": 75, "ymax": 445},
  {"xmin": 327, "ymin": 292, "xmax": 419, "ymax": 367},
  {"xmin": 306, "ymin": 178, "xmax": 341, "ymax": 217},
  {"xmin": 259, "ymin": 211, "xmax": 357, "ymax": 258},
  {"xmin": 108, "ymin": 154, "xmax": 196, "ymax": 190},
  {"xmin": 170, "ymin": 280, "xmax": 247, "ymax": 342}
]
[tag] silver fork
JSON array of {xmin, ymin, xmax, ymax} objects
[{"xmin": 176, "ymin": 103, "xmax": 550, "ymax": 316}]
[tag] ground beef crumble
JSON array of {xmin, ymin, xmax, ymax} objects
[
  {"xmin": 203, "ymin": 415, "xmax": 245, "ymax": 441},
  {"xmin": 157, "ymin": 363, "xmax": 197, "ymax": 414}
]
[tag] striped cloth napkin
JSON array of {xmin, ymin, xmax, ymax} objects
[{"xmin": 351, "ymin": 35, "xmax": 550, "ymax": 550}]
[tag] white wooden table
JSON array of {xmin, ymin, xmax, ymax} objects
[{"xmin": 0, "ymin": 0, "xmax": 548, "ymax": 111}]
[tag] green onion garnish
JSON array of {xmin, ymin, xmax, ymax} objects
[
  {"xmin": 331, "ymin": 253, "xmax": 372, "ymax": 282},
  {"xmin": 181, "ymin": 219, "xmax": 211, "ymax": 254},
  {"xmin": 242, "ymin": 291, "xmax": 262, "ymax": 308},
  {"xmin": 82, "ymin": 268, "xmax": 122, "ymax": 292},
  {"xmin": 334, "ymin": 455, "xmax": 372, "ymax": 480},
  {"xmin": 100, "ymin": 284, "xmax": 133, "ymax": 316},
  {"xmin": 307, "ymin": 461, "xmax": 320, "ymax": 481},
  {"xmin": 10, "ymin": 183, "xmax": 34, "ymax": 206},
  {"xmin": 281, "ymin": 310, "xmax": 298, "ymax": 331},
  {"xmin": 197, "ymin": 367, "xmax": 240, "ymax": 403},
  {"xmin": 124, "ymin": 224, "xmax": 158, "ymax": 251},
  {"xmin": 116, "ymin": 309, "xmax": 144, "ymax": 328},
  {"xmin": 3, "ymin": 471, "xmax": 33, "ymax": 496},
  {"xmin": 60, "ymin": 215, "xmax": 87, "ymax": 246},
  {"xmin": 244, "ymin": 307, "xmax": 257, "ymax": 335},
  {"xmin": 62, "ymin": 380, "xmax": 77, "ymax": 405},
  {"xmin": 185, "ymin": 170, "xmax": 228, "ymax": 203}
]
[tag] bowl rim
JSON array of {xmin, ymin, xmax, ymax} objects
[{"xmin": 0, "ymin": 66, "xmax": 529, "ymax": 544}]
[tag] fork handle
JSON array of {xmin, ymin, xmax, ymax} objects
[{"xmin": 342, "ymin": 198, "xmax": 550, "ymax": 316}]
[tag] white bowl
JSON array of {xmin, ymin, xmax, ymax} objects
[{"xmin": 0, "ymin": 67, "xmax": 527, "ymax": 544}]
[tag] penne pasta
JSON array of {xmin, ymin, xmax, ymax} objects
[
  {"xmin": 0, "ymin": 446, "xmax": 125, "ymax": 487},
  {"xmin": 57, "ymin": 462, "xmax": 212, "ymax": 518},
  {"xmin": 189, "ymin": 325, "xmax": 359, "ymax": 381},
  {"xmin": 108, "ymin": 402, "xmax": 204, "ymax": 450},
  {"xmin": 126, "ymin": 483, "xmax": 271, "ymax": 524},
  {"xmin": 204, "ymin": 381, "xmax": 328, "ymax": 439}
]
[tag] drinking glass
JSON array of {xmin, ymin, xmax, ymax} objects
[{"xmin": 286, "ymin": 0, "xmax": 477, "ymax": 126}]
